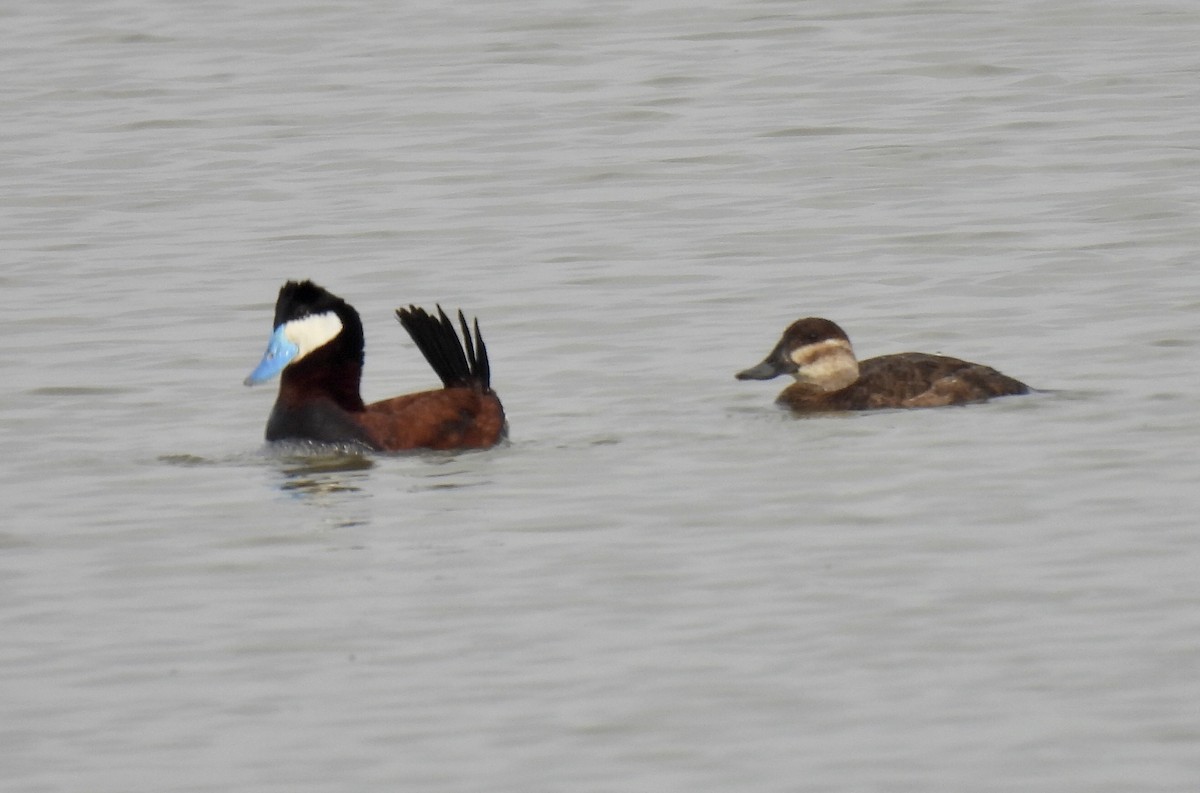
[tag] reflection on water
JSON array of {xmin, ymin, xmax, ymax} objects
[
  {"xmin": 11, "ymin": 1, "xmax": 1200, "ymax": 790},
  {"xmin": 279, "ymin": 462, "xmax": 372, "ymax": 497},
  {"xmin": 161, "ymin": 447, "xmax": 376, "ymax": 522},
  {"xmin": 266, "ymin": 444, "xmax": 501, "ymax": 529},
  {"xmin": 271, "ymin": 443, "xmax": 497, "ymax": 499},
  {"xmin": 263, "ymin": 447, "xmax": 376, "ymax": 528},
  {"xmin": 267, "ymin": 443, "xmax": 375, "ymax": 499},
  {"xmin": 160, "ymin": 443, "xmax": 495, "ymax": 502}
]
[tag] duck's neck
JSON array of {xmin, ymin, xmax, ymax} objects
[{"xmin": 278, "ymin": 349, "xmax": 366, "ymax": 412}]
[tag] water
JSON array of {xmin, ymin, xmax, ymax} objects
[{"xmin": 3, "ymin": 1, "xmax": 1199, "ymax": 790}]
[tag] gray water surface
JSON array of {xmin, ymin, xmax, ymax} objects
[{"xmin": 3, "ymin": 1, "xmax": 1199, "ymax": 791}]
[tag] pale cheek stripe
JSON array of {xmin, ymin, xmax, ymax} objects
[{"xmin": 790, "ymin": 338, "xmax": 853, "ymax": 367}]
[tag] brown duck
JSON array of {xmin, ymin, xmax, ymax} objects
[{"xmin": 736, "ymin": 317, "xmax": 1030, "ymax": 411}]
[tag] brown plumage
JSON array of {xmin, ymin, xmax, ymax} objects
[
  {"xmin": 246, "ymin": 281, "xmax": 505, "ymax": 451},
  {"xmin": 353, "ymin": 387, "xmax": 506, "ymax": 450},
  {"xmin": 736, "ymin": 317, "xmax": 1029, "ymax": 412}
]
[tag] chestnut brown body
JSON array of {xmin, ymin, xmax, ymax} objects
[
  {"xmin": 737, "ymin": 317, "xmax": 1029, "ymax": 412},
  {"xmin": 248, "ymin": 281, "xmax": 505, "ymax": 451}
]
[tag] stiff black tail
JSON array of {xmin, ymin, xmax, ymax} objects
[{"xmin": 395, "ymin": 305, "xmax": 492, "ymax": 393}]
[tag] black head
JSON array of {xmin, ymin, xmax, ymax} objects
[
  {"xmin": 245, "ymin": 281, "xmax": 365, "ymax": 387},
  {"xmin": 274, "ymin": 280, "xmax": 353, "ymax": 327}
]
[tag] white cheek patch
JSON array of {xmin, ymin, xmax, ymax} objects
[{"xmin": 282, "ymin": 311, "xmax": 343, "ymax": 363}]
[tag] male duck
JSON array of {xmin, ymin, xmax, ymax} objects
[{"xmin": 245, "ymin": 280, "xmax": 505, "ymax": 450}]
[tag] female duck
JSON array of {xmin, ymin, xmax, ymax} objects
[
  {"xmin": 245, "ymin": 280, "xmax": 505, "ymax": 450},
  {"xmin": 736, "ymin": 317, "xmax": 1029, "ymax": 411}
]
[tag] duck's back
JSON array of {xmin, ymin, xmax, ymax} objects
[
  {"xmin": 780, "ymin": 352, "xmax": 1029, "ymax": 411},
  {"xmin": 359, "ymin": 389, "xmax": 506, "ymax": 451}
]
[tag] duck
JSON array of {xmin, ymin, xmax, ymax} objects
[
  {"xmin": 244, "ymin": 280, "xmax": 506, "ymax": 450},
  {"xmin": 736, "ymin": 317, "xmax": 1030, "ymax": 411}
]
